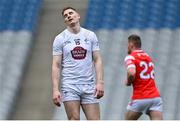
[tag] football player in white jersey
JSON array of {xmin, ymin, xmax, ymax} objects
[{"xmin": 52, "ymin": 7, "xmax": 104, "ymax": 120}]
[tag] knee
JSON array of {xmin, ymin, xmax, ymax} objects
[{"xmin": 68, "ymin": 113, "xmax": 80, "ymax": 120}]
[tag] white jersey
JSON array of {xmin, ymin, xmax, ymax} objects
[{"xmin": 53, "ymin": 27, "xmax": 100, "ymax": 85}]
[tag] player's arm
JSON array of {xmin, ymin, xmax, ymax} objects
[
  {"xmin": 52, "ymin": 55, "xmax": 62, "ymax": 107},
  {"xmin": 124, "ymin": 55, "xmax": 136, "ymax": 86},
  {"xmin": 93, "ymin": 51, "xmax": 104, "ymax": 99},
  {"xmin": 126, "ymin": 67, "xmax": 136, "ymax": 86}
]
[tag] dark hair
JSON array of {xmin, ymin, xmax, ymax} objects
[
  {"xmin": 128, "ymin": 34, "xmax": 141, "ymax": 48},
  {"xmin": 62, "ymin": 7, "xmax": 77, "ymax": 16}
]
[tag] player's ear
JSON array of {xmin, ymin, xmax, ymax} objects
[
  {"xmin": 130, "ymin": 43, "xmax": 135, "ymax": 50},
  {"xmin": 77, "ymin": 13, "xmax": 80, "ymax": 19}
]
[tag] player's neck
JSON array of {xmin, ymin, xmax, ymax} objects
[
  {"xmin": 132, "ymin": 48, "xmax": 142, "ymax": 53},
  {"xmin": 67, "ymin": 23, "xmax": 81, "ymax": 34}
]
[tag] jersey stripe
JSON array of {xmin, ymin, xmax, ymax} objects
[{"xmin": 124, "ymin": 55, "xmax": 135, "ymax": 62}]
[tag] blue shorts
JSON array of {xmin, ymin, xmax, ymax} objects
[
  {"xmin": 127, "ymin": 97, "xmax": 163, "ymax": 114},
  {"xmin": 61, "ymin": 83, "xmax": 99, "ymax": 104}
]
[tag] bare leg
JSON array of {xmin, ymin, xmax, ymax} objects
[
  {"xmin": 125, "ymin": 110, "xmax": 142, "ymax": 120},
  {"xmin": 63, "ymin": 101, "xmax": 80, "ymax": 120},
  {"xmin": 81, "ymin": 103, "xmax": 100, "ymax": 120},
  {"xmin": 149, "ymin": 110, "xmax": 163, "ymax": 120}
]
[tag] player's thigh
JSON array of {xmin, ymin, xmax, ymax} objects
[
  {"xmin": 63, "ymin": 101, "xmax": 81, "ymax": 120},
  {"xmin": 149, "ymin": 110, "xmax": 163, "ymax": 120},
  {"xmin": 125, "ymin": 99, "xmax": 146, "ymax": 120},
  {"xmin": 81, "ymin": 103, "xmax": 100, "ymax": 120},
  {"xmin": 125, "ymin": 110, "xmax": 142, "ymax": 120},
  {"xmin": 148, "ymin": 97, "xmax": 163, "ymax": 120}
]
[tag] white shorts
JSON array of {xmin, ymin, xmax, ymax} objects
[
  {"xmin": 61, "ymin": 83, "xmax": 99, "ymax": 104},
  {"xmin": 127, "ymin": 97, "xmax": 163, "ymax": 114}
]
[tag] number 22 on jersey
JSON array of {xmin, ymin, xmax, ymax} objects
[{"xmin": 139, "ymin": 61, "xmax": 155, "ymax": 80}]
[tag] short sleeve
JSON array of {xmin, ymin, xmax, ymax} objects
[
  {"xmin": 52, "ymin": 35, "xmax": 63, "ymax": 55},
  {"xmin": 91, "ymin": 32, "xmax": 100, "ymax": 51},
  {"xmin": 124, "ymin": 55, "xmax": 136, "ymax": 70}
]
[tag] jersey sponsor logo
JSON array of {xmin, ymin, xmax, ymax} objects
[{"xmin": 71, "ymin": 46, "xmax": 87, "ymax": 60}]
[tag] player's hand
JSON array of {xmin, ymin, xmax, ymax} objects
[
  {"xmin": 53, "ymin": 90, "xmax": 61, "ymax": 107},
  {"xmin": 94, "ymin": 82, "xmax": 104, "ymax": 99}
]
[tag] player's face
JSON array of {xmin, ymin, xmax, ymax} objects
[
  {"xmin": 128, "ymin": 42, "xmax": 134, "ymax": 54},
  {"xmin": 63, "ymin": 9, "xmax": 80, "ymax": 27}
]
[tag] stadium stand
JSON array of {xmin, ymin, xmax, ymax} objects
[
  {"xmin": 0, "ymin": 0, "xmax": 42, "ymax": 119},
  {"xmin": 2, "ymin": 0, "xmax": 180, "ymax": 120},
  {"xmin": 83, "ymin": 0, "xmax": 180, "ymax": 119}
]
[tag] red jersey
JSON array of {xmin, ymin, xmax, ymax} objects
[{"xmin": 124, "ymin": 50, "xmax": 160, "ymax": 100}]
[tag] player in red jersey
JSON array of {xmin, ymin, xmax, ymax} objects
[{"xmin": 124, "ymin": 34, "xmax": 163, "ymax": 120}]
